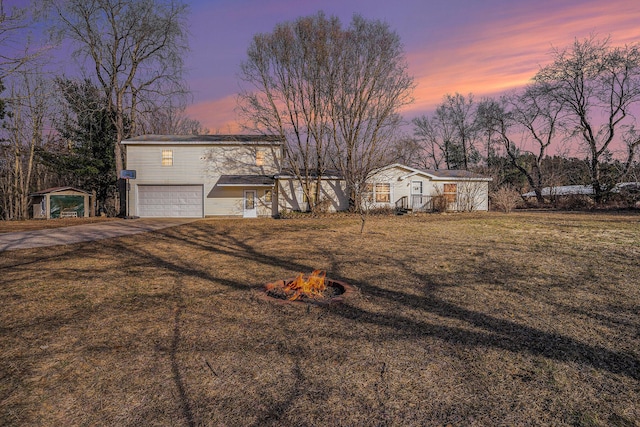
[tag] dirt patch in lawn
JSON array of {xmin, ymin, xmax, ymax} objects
[{"xmin": 1, "ymin": 212, "xmax": 639, "ymax": 426}]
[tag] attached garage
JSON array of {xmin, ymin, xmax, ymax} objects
[{"xmin": 137, "ymin": 185, "xmax": 203, "ymax": 218}]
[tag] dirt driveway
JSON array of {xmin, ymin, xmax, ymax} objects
[{"xmin": 0, "ymin": 218, "xmax": 199, "ymax": 251}]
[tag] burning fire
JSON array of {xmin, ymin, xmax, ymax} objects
[{"xmin": 269, "ymin": 270, "xmax": 327, "ymax": 301}]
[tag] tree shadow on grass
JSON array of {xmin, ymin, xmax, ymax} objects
[
  {"xmin": 5, "ymin": 220, "xmax": 637, "ymax": 425},
  {"xmin": 122, "ymin": 226, "xmax": 640, "ymax": 382}
]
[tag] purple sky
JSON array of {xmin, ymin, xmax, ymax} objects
[
  {"xmin": 183, "ymin": 0, "xmax": 640, "ymax": 133},
  {"xmin": 3, "ymin": 0, "xmax": 639, "ymax": 136}
]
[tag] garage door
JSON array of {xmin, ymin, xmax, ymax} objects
[{"xmin": 137, "ymin": 185, "xmax": 203, "ymax": 218}]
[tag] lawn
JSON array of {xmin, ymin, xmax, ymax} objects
[{"xmin": 1, "ymin": 212, "xmax": 639, "ymax": 426}]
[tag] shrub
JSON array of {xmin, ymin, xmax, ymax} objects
[{"xmin": 491, "ymin": 187, "xmax": 522, "ymax": 213}]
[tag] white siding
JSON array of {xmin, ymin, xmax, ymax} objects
[
  {"xmin": 126, "ymin": 143, "xmax": 281, "ymax": 217},
  {"xmin": 367, "ymin": 165, "xmax": 490, "ymax": 212},
  {"xmin": 277, "ymin": 179, "xmax": 349, "ymax": 213}
]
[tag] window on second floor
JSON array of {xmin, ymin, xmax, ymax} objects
[
  {"xmin": 256, "ymin": 150, "xmax": 265, "ymax": 166},
  {"xmin": 162, "ymin": 149, "xmax": 173, "ymax": 166}
]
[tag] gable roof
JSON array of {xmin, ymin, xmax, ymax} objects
[
  {"xmin": 277, "ymin": 168, "xmax": 344, "ymax": 179},
  {"xmin": 216, "ymin": 175, "xmax": 275, "ymax": 187},
  {"xmin": 373, "ymin": 163, "xmax": 492, "ymax": 181},
  {"xmin": 29, "ymin": 186, "xmax": 91, "ymax": 196},
  {"xmin": 122, "ymin": 134, "xmax": 283, "ymax": 145}
]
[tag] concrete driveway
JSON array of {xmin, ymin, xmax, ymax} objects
[{"xmin": 0, "ymin": 218, "xmax": 200, "ymax": 252}]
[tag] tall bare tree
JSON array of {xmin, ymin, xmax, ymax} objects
[
  {"xmin": 0, "ymin": 68, "xmax": 53, "ymax": 219},
  {"xmin": 326, "ymin": 15, "xmax": 414, "ymax": 210},
  {"xmin": 48, "ymin": 0, "xmax": 190, "ymax": 180},
  {"xmin": 534, "ymin": 36, "xmax": 640, "ymax": 202},
  {"xmin": 412, "ymin": 114, "xmax": 450, "ymax": 170},
  {"xmin": 412, "ymin": 93, "xmax": 479, "ymax": 170},
  {"xmin": 239, "ymin": 13, "xmax": 340, "ymax": 211},
  {"xmin": 476, "ymin": 85, "xmax": 565, "ymax": 204},
  {"xmin": 239, "ymin": 12, "xmax": 414, "ymax": 211}
]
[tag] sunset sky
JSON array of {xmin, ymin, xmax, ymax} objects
[{"xmin": 183, "ymin": 0, "xmax": 640, "ymax": 133}]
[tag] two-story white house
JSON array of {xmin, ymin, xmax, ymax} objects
[{"xmin": 122, "ymin": 134, "xmax": 283, "ymax": 218}]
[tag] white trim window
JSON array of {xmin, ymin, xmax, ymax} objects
[
  {"xmin": 161, "ymin": 149, "xmax": 173, "ymax": 166},
  {"xmin": 444, "ymin": 183, "xmax": 457, "ymax": 204},
  {"xmin": 374, "ymin": 183, "xmax": 391, "ymax": 203}
]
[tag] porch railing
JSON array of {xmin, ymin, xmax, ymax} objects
[
  {"xmin": 394, "ymin": 195, "xmax": 434, "ymax": 212},
  {"xmin": 411, "ymin": 194, "xmax": 433, "ymax": 211},
  {"xmin": 395, "ymin": 196, "xmax": 408, "ymax": 211}
]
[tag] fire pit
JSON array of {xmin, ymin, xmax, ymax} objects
[{"xmin": 262, "ymin": 270, "xmax": 354, "ymax": 306}]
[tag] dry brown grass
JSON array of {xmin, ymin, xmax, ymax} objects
[
  {"xmin": 0, "ymin": 217, "xmax": 116, "ymax": 233},
  {"xmin": 1, "ymin": 212, "xmax": 639, "ymax": 426}
]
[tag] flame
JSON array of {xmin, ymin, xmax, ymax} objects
[{"xmin": 284, "ymin": 270, "xmax": 326, "ymax": 301}]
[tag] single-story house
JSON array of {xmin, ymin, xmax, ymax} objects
[
  {"xmin": 276, "ymin": 163, "xmax": 492, "ymax": 214},
  {"xmin": 364, "ymin": 164, "xmax": 491, "ymax": 212},
  {"xmin": 123, "ymin": 135, "xmax": 492, "ymax": 218},
  {"xmin": 29, "ymin": 187, "xmax": 91, "ymax": 219}
]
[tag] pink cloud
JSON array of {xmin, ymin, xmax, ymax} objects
[
  {"xmin": 186, "ymin": 95, "xmax": 243, "ymax": 134},
  {"xmin": 403, "ymin": 0, "xmax": 640, "ymax": 115}
]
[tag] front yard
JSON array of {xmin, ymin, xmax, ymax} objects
[{"xmin": 1, "ymin": 212, "xmax": 639, "ymax": 426}]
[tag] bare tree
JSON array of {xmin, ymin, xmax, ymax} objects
[
  {"xmin": 411, "ymin": 115, "xmax": 446, "ymax": 170},
  {"xmin": 239, "ymin": 13, "xmax": 342, "ymax": 211},
  {"xmin": 534, "ymin": 36, "xmax": 640, "ymax": 202},
  {"xmin": 0, "ymin": 68, "xmax": 53, "ymax": 219},
  {"xmin": 326, "ymin": 15, "xmax": 414, "ymax": 210},
  {"xmin": 139, "ymin": 101, "xmax": 207, "ymax": 135},
  {"xmin": 491, "ymin": 186, "xmax": 522, "ymax": 213},
  {"xmin": 48, "ymin": 0, "xmax": 190, "ymax": 181},
  {"xmin": 455, "ymin": 180, "xmax": 487, "ymax": 212},
  {"xmin": 0, "ymin": 0, "xmax": 39, "ymax": 79},
  {"xmin": 477, "ymin": 85, "xmax": 565, "ymax": 204},
  {"xmin": 412, "ymin": 93, "xmax": 479, "ymax": 170},
  {"xmin": 239, "ymin": 12, "xmax": 414, "ymax": 212}
]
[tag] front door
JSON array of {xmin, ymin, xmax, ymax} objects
[
  {"xmin": 411, "ymin": 181, "xmax": 423, "ymax": 209},
  {"xmin": 243, "ymin": 190, "xmax": 257, "ymax": 218}
]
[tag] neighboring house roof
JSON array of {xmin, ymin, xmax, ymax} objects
[
  {"xmin": 522, "ymin": 185, "xmax": 593, "ymax": 197},
  {"xmin": 425, "ymin": 169, "xmax": 489, "ymax": 179},
  {"xmin": 29, "ymin": 186, "xmax": 90, "ymax": 196},
  {"xmin": 121, "ymin": 134, "xmax": 283, "ymax": 145},
  {"xmin": 277, "ymin": 168, "xmax": 344, "ymax": 179},
  {"xmin": 373, "ymin": 163, "xmax": 492, "ymax": 181},
  {"xmin": 614, "ymin": 182, "xmax": 640, "ymax": 192},
  {"xmin": 522, "ymin": 182, "xmax": 640, "ymax": 197},
  {"xmin": 216, "ymin": 175, "xmax": 276, "ymax": 187}
]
